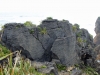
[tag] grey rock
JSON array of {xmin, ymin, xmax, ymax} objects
[
  {"xmin": 38, "ymin": 34, "xmax": 51, "ymax": 49},
  {"xmin": 1, "ymin": 19, "xmax": 95, "ymax": 68},
  {"xmin": 94, "ymin": 17, "xmax": 100, "ymax": 46},
  {"xmin": 58, "ymin": 21, "xmax": 73, "ymax": 37},
  {"xmin": 32, "ymin": 61, "xmax": 58, "ymax": 75},
  {"xmin": 40, "ymin": 19, "xmax": 58, "ymax": 30},
  {"xmin": 2, "ymin": 23, "xmax": 44, "ymax": 60},
  {"xmin": 94, "ymin": 45, "xmax": 100, "ymax": 55},
  {"xmin": 95, "ymin": 17, "xmax": 100, "ymax": 34},
  {"xmin": 74, "ymin": 26, "xmax": 96, "ymax": 66},
  {"xmin": 94, "ymin": 33, "xmax": 100, "ymax": 46},
  {"xmin": 71, "ymin": 69, "xmax": 82, "ymax": 75},
  {"xmin": 51, "ymin": 37, "xmax": 78, "ymax": 66}
]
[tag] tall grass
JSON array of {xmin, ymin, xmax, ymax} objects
[
  {"xmin": 0, "ymin": 51, "xmax": 46, "ymax": 75},
  {"xmin": 0, "ymin": 44, "xmax": 46, "ymax": 75}
]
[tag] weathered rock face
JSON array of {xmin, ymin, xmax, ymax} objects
[
  {"xmin": 1, "ymin": 19, "xmax": 95, "ymax": 67},
  {"xmin": 1, "ymin": 23, "xmax": 45, "ymax": 60},
  {"xmin": 73, "ymin": 24, "xmax": 96, "ymax": 66},
  {"xmin": 94, "ymin": 17, "xmax": 100, "ymax": 45},
  {"xmin": 93, "ymin": 17, "xmax": 100, "ymax": 72}
]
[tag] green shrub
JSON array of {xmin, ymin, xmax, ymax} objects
[
  {"xmin": 16, "ymin": 25, "xmax": 21, "ymax": 29},
  {"xmin": 62, "ymin": 19, "xmax": 66, "ymax": 22},
  {"xmin": 72, "ymin": 25, "xmax": 77, "ymax": 32},
  {"xmin": 0, "ymin": 44, "xmax": 10, "ymax": 57},
  {"xmin": 38, "ymin": 27, "xmax": 47, "ymax": 35},
  {"xmin": 75, "ymin": 64, "xmax": 98, "ymax": 75},
  {"xmin": 72, "ymin": 24, "xmax": 80, "ymax": 32},
  {"xmin": 24, "ymin": 21, "xmax": 36, "ymax": 27},
  {"xmin": 0, "ymin": 51, "xmax": 46, "ymax": 75},
  {"xmin": 46, "ymin": 17, "xmax": 53, "ymax": 20},
  {"xmin": 29, "ymin": 29, "xmax": 34, "ymax": 34},
  {"xmin": 74, "ymin": 24, "xmax": 80, "ymax": 29},
  {"xmin": 83, "ymin": 66, "xmax": 98, "ymax": 75},
  {"xmin": 56, "ymin": 64, "xmax": 66, "ymax": 71},
  {"xmin": 83, "ymin": 39, "xmax": 87, "ymax": 43},
  {"xmin": 77, "ymin": 37, "xmax": 83, "ymax": 44},
  {"xmin": 76, "ymin": 31, "xmax": 82, "ymax": 37}
]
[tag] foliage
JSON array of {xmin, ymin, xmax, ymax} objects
[
  {"xmin": 74, "ymin": 24, "xmax": 80, "ymax": 29},
  {"xmin": 83, "ymin": 39, "xmax": 87, "ymax": 43},
  {"xmin": 0, "ymin": 44, "xmax": 10, "ymax": 57},
  {"xmin": 15, "ymin": 25, "xmax": 21, "ymax": 29},
  {"xmin": 83, "ymin": 66, "xmax": 98, "ymax": 75},
  {"xmin": 0, "ymin": 51, "xmax": 46, "ymax": 75},
  {"xmin": 72, "ymin": 25, "xmax": 77, "ymax": 32},
  {"xmin": 24, "ymin": 21, "xmax": 36, "ymax": 27},
  {"xmin": 38, "ymin": 27, "xmax": 47, "ymax": 35},
  {"xmin": 72, "ymin": 24, "xmax": 80, "ymax": 32},
  {"xmin": 62, "ymin": 19, "xmax": 66, "ymax": 22},
  {"xmin": 41, "ymin": 65, "xmax": 47, "ymax": 68},
  {"xmin": 76, "ymin": 31, "xmax": 82, "ymax": 37},
  {"xmin": 46, "ymin": 17, "xmax": 53, "ymax": 20},
  {"xmin": 0, "ymin": 25, "xmax": 4, "ymax": 32},
  {"xmin": 56, "ymin": 64, "xmax": 66, "ymax": 71},
  {"xmin": 29, "ymin": 29, "xmax": 34, "ymax": 34},
  {"xmin": 77, "ymin": 37, "xmax": 83, "ymax": 44},
  {"xmin": 75, "ymin": 63, "xmax": 98, "ymax": 75}
]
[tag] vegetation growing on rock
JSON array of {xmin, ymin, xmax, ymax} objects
[
  {"xmin": 0, "ymin": 44, "xmax": 10, "ymax": 57},
  {"xmin": 72, "ymin": 24, "xmax": 80, "ymax": 32},
  {"xmin": 0, "ymin": 18, "xmax": 99, "ymax": 75},
  {"xmin": 38, "ymin": 27, "xmax": 47, "ymax": 34},
  {"xmin": 24, "ymin": 21, "xmax": 36, "ymax": 27},
  {"xmin": 46, "ymin": 17, "xmax": 53, "ymax": 20}
]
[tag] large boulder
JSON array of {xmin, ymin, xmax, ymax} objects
[
  {"xmin": 1, "ymin": 19, "xmax": 95, "ymax": 67},
  {"xmin": 1, "ymin": 23, "xmax": 45, "ymax": 60},
  {"xmin": 40, "ymin": 20, "xmax": 78, "ymax": 66},
  {"xmin": 51, "ymin": 37, "xmax": 77, "ymax": 66}
]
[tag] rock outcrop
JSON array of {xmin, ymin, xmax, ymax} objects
[
  {"xmin": 73, "ymin": 24, "xmax": 95, "ymax": 66},
  {"xmin": 93, "ymin": 17, "xmax": 100, "ymax": 73},
  {"xmin": 94, "ymin": 17, "xmax": 100, "ymax": 46},
  {"xmin": 1, "ymin": 19, "xmax": 95, "ymax": 67}
]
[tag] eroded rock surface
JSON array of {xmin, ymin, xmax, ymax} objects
[
  {"xmin": 1, "ymin": 19, "xmax": 95, "ymax": 67},
  {"xmin": 94, "ymin": 17, "xmax": 100, "ymax": 46}
]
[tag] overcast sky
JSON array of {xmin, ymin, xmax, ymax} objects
[{"xmin": 0, "ymin": 0, "xmax": 100, "ymax": 37}]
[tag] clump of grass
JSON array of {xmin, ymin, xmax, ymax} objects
[
  {"xmin": 0, "ymin": 44, "xmax": 10, "ymax": 57},
  {"xmin": 72, "ymin": 24, "xmax": 80, "ymax": 32},
  {"xmin": 29, "ymin": 29, "xmax": 34, "ymax": 34},
  {"xmin": 24, "ymin": 21, "xmax": 36, "ymax": 27},
  {"xmin": 0, "ymin": 50, "xmax": 46, "ymax": 75},
  {"xmin": 76, "ymin": 31, "xmax": 82, "ymax": 37},
  {"xmin": 75, "ymin": 63, "xmax": 98, "ymax": 75},
  {"xmin": 56, "ymin": 64, "xmax": 66, "ymax": 71},
  {"xmin": 82, "ymin": 66, "xmax": 98, "ymax": 75},
  {"xmin": 38, "ymin": 27, "xmax": 47, "ymax": 35},
  {"xmin": 46, "ymin": 17, "xmax": 53, "ymax": 20},
  {"xmin": 77, "ymin": 37, "xmax": 83, "ymax": 44}
]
